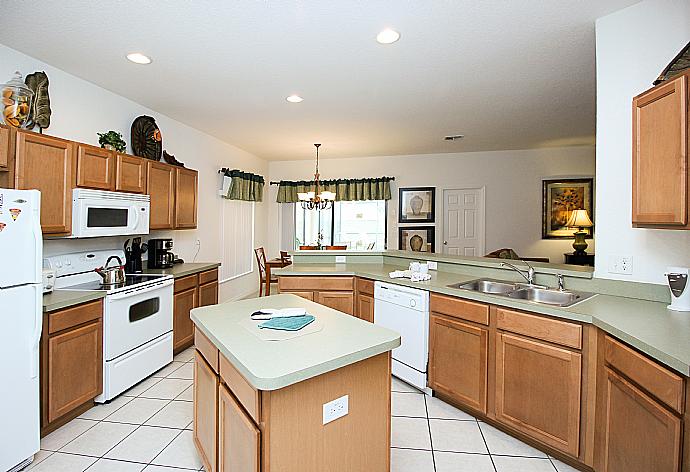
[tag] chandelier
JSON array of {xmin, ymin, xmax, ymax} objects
[{"xmin": 298, "ymin": 143, "xmax": 335, "ymax": 210}]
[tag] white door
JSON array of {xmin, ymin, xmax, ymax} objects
[{"xmin": 443, "ymin": 188, "xmax": 485, "ymax": 256}]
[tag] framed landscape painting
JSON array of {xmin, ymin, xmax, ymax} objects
[
  {"xmin": 542, "ymin": 178, "xmax": 594, "ymax": 239},
  {"xmin": 399, "ymin": 187, "xmax": 435, "ymax": 223},
  {"xmin": 399, "ymin": 226, "xmax": 435, "ymax": 253}
]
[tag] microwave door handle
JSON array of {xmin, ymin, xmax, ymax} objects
[{"xmin": 131, "ymin": 203, "xmax": 141, "ymax": 231}]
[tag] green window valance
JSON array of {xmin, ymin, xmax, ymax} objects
[
  {"xmin": 222, "ymin": 169, "xmax": 265, "ymax": 202},
  {"xmin": 276, "ymin": 177, "xmax": 394, "ymax": 203}
]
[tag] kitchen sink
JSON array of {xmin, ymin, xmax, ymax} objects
[{"xmin": 448, "ymin": 278, "xmax": 594, "ymax": 307}]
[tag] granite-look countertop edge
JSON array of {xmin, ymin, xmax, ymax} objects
[
  {"xmin": 43, "ymin": 290, "xmax": 106, "ymax": 312},
  {"xmin": 143, "ymin": 262, "xmax": 220, "ymax": 279}
]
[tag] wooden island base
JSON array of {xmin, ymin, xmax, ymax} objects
[{"xmin": 193, "ymin": 330, "xmax": 392, "ymax": 472}]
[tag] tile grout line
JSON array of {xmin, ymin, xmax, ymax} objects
[
  {"xmin": 423, "ymin": 394, "xmax": 437, "ymax": 472},
  {"xmin": 476, "ymin": 419, "xmax": 499, "ymax": 472}
]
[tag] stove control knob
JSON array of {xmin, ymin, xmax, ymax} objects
[{"xmin": 410, "ymin": 299, "xmax": 416, "ymax": 308}]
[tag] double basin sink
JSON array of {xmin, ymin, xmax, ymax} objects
[{"xmin": 448, "ymin": 278, "xmax": 594, "ymax": 307}]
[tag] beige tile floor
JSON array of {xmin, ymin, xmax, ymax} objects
[{"xmin": 25, "ymin": 347, "xmax": 579, "ymax": 471}]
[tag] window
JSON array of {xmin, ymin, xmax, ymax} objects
[
  {"xmin": 295, "ymin": 200, "xmax": 386, "ymax": 250},
  {"xmin": 220, "ymin": 200, "xmax": 254, "ymax": 281}
]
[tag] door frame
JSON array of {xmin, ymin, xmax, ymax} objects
[{"xmin": 441, "ymin": 187, "xmax": 486, "ymax": 256}]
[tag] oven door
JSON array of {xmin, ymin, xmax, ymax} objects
[
  {"xmin": 103, "ymin": 279, "xmax": 173, "ymax": 361},
  {"xmin": 72, "ymin": 192, "xmax": 150, "ymax": 238}
]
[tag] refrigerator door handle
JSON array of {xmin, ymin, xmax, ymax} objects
[{"xmin": 30, "ymin": 285, "xmax": 42, "ymax": 379}]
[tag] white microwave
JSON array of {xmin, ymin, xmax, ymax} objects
[{"xmin": 70, "ymin": 189, "xmax": 150, "ymax": 238}]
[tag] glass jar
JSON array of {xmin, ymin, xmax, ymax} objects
[{"xmin": 1, "ymin": 71, "xmax": 34, "ymax": 128}]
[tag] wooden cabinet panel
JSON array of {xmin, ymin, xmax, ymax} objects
[
  {"xmin": 357, "ymin": 293, "xmax": 374, "ymax": 323},
  {"xmin": 147, "ymin": 161, "xmax": 175, "ymax": 230},
  {"xmin": 429, "ymin": 313, "xmax": 488, "ymax": 414},
  {"xmin": 597, "ymin": 368, "xmax": 681, "ymax": 472},
  {"xmin": 15, "ymin": 131, "xmax": 75, "ymax": 235},
  {"xmin": 430, "ymin": 293, "xmax": 490, "ymax": 325},
  {"xmin": 199, "ymin": 281, "xmax": 219, "ymax": 308},
  {"xmin": 632, "ymin": 73, "xmax": 689, "ymax": 227},
  {"xmin": 48, "ymin": 300, "xmax": 101, "ymax": 334},
  {"xmin": 278, "ymin": 276, "xmax": 354, "ymax": 291},
  {"xmin": 496, "ymin": 308, "xmax": 582, "ymax": 350},
  {"xmin": 220, "ymin": 354, "xmax": 260, "ymax": 424},
  {"xmin": 173, "ymin": 287, "xmax": 196, "ymax": 352},
  {"xmin": 218, "ymin": 383, "xmax": 260, "ymax": 472},
  {"xmin": 115, "ymin": 154, "xmax": 147, "ymax": 193},
  {"xmin": 316, "ymin": 291, "xmax": 354, "ymax": 315},
  {"xmin": 356, "ymin": 277, "xmax": 374, "ymax": 296},
  {"xmin": 0, "ymin": 124, "xmax": 9, "ymax": 169},
  {"xmin": 496, "ymin": 333, "xmax": 581, "ymax": 456},
  {"xmin": 199, "ymin": 268, "xmax": 219, "ymax": 285},
  {"xmin": 195, "ymin": 328, "xmax": 219, "ymax": 373},
  {"xmin": 175, "ymin": 167, "xmax": 198, "ymax": 229},
  {"xmin": 175, "ymin": 274, "xmax": 199, "ymax": 293},
  {"xmin": 284, "ymin": 290, "xmax": 314, "ymax": 301},
  {"xmin": 76, "ymin": 144, "xmax": 114, "ymax": 190},
  {"xmin": 194, "ymin": 352, "xmax": 219, "ymax": 472},
  {"xmin": 47, "ymin": 321, "xmax": 102, "ymax": 423}
]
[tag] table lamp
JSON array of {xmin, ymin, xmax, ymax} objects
[{"xmin": 566, "ymin": 209, "xmax": 593, "ymax": 255}]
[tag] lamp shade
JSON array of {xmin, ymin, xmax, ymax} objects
[{"xmin": 567, "ymin": 209, "xmax": 593, "ymax": 228}]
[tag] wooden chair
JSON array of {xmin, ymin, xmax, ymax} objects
[{"xmin": 254, "ymin": 247, "xmax": 278, "ymax": 297}]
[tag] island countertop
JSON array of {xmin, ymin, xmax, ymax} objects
[{"xmin": 190, "ymin": 293, "xmax": 401, "ymax": 391}]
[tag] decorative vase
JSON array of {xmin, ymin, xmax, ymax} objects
[
  {"xmin": 410, "ymin": 195, "xmax": 424, "ymax": 216},
  {"xmin": 572, "ymin": 230, "xmax": 589, "ymax": 255},
  {"xmin": 410, "ymin": 235, "xmax": 424, "ymax": 251}
]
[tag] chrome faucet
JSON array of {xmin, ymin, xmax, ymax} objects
[
  {"xmin": 557, "ymin": 274, "xmax": 565, "ymax": 291},
  {"xmin": 501, "ymin": 261, "xmax": 536, "ymax": 285}
]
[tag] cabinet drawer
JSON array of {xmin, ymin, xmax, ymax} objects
[
  {"xmin": 199, "ymin": 268, "xmax": 219, "ymax": 285},
  {"xmin": 220, "ymin": 354, "xmax": 260, "ymax": 424},
  {"xmin": 605, "ymin": 335, "xmax": 684, "ymax": 413},
  {"xmin": 430, "ymin": 293, "xmax": 489, "ymax": 326},
  {"xmin": 195, "ymin": 328, "xmax": 219, "ymax": 374},
  {"xmin": 356, "ymin": 277, "xmax": 375, "ymax": 296},
  {"xmin": 48, "ymin": 300, "xmax": 102, "ymax": 334},
  {"xmin": 278, "ymin": 276, "xmax": 353, "ymax": 291},
  {"xmin": 174, "ymin": 274, "xmax": 198, "ymax": 293},
  {"xmin": 496, "ymin": 308, "xmax": 582, "ymax": 350}
]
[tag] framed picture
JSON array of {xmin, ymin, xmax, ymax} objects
[
  {"xmin": 399, "ymin": 226, "xmax": 435, "ymax": 253},
  {"xmin": 399, "ymin": 187, "xmax": 435, "ymax": 223},
  {"xmin": 542, "ymin": 178, "xmax": 594, "ymax": 239}
]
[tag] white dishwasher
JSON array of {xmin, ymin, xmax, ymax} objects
[{"xmin": 374, "ymin": 281, "xmax": 431, "ymax": 394}]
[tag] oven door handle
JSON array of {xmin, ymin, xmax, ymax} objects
[{"xmin": 107, "ymin": 278, "xmax": 173, "ymax": 300}]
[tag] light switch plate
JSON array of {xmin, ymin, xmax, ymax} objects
[
  {"xmin": 427, "ymin": 261, "xmax": 438, "ymax": 270},
  {"xmin": 323, "ymin": 395, "xmax": 349, "ymax": 425},
  {"xmin": 335, "ymin": 255, "xmax": 347, "ymax": 263}
]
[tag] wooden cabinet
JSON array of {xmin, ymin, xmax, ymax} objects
[
  {"xmin": 174, "ymin": 285, "xmax": 197, "ymax": 352},
  {"xmin": 199, "ymin": 280, "xmax": 219, "ymax": 307},
  {"xmin": 316, "ymin": 291, "xmax": 354, "ymax": 315},
  {"xmin": 115, "ymin": 153, "xmax": 147, "ymax": 193},
  {"xmin": 632, "ymin": 71, "xmax": 690, "ymax": 228},
  {"xmin": 356, "ymin": 293, "xmax": 374, "ymax": 323},
  {"xmin": 147, "ymin": 161, "xmax": 176, "ymax": 230},
  {"xmin": 279, "ymin": 276, "xmax": 355, "ymax": 315},
  {"xmin": 0, "ymin": 123, "xmax": 10, "ymax": 169},
  {"xmin": 15, "ymin": 131, "xmax": 75, "ymax": 235},
  {"xmin": 175, "ymin": 167, "xmax": 198, "ymax": 229},
  {"xmin": 194, "ymin": 351, "xmax": 219, "ymax": 472},
  {"xmin": 76, "ymin": 144, "xmax": 114, "ymax": 190},
  {"xmin": 218, "ymin": 383, "xmax": 260, "ymax": 472},
  {"xmin": 429, "ymin": 313, "xmax": 488, "ymax": 414},
  {"xmin": 288, "ymin": 290, "xmax": 314, "ymax": 301}
]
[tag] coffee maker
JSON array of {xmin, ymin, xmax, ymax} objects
[
  {"xmin": 666, "ymin": 267, "xmax": 690, "ymax": 312},
  {"xmin": 148, "ymin": 238, "xmax": 175, "ymax": 269}
]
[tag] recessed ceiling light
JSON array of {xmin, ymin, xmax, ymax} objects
[
  {"xmin": 444, "ymin": 135, "xmax": 465, "ymax": 141},
  {"xmin": 126, "ymin": 53, "xmax": 152, "ymax": 65},
  {"xmin": 376, "ymin": 28, "xmax": 400, "ymax": 44},
  {"xmin": 286, "ymin": 94, "xmax": 304, "ymax": 103}
]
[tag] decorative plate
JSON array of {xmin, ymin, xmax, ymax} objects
[{"xmin": 131, "ymin": 115, "xmax": 162, "ymax": 160}]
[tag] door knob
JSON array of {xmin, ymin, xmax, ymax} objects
[{"xmin": 443, "ymin": 241, "xmax": 448, "ymax": 245}]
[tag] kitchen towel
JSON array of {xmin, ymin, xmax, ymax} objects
[{"xmin": 259, "ymin": 315, "xmax": 315, "ymax": 331}]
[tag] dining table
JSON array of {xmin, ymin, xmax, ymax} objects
[{"xmin": 264, "ymin": 257, "xmax": 292, "ymax": 296}]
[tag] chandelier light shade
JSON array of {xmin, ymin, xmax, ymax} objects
[{"xmin": 299, "ymin": 144, "xmax": 335, "ymax": 210}]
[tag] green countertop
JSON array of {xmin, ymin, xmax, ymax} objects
[
  {"xmin": 276, "ymin": 263, "xmax": 690, "ymax": 376},
  {"xmin": 190, "ymin": 294, "xmax": 401, "ymax": 391},
  {"xmin": 143, "ymin": 262, "xmax": 220, "ymax": 279},
  {"xmin": 43, "ymin": 290, "xmax": 105, "ymax": 313}
]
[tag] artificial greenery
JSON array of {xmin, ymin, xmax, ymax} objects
[{"xmin": 97, "ymin": 131, "xmax": 126, "ymax": 153}]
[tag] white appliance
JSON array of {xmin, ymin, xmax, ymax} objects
[
  {"xmin": 666, "ymin": 267, "xmax": 690, "ymax": 312},
  {"xmin": 42, "ymin": 268, "xmax": 55, "ymax": 293},
  {"xmin": 70, "ymin": 189, "xmax": 150, "ymax": 238},
  {"xmin": 45, "ymin": 250, "xmax": 173, "ymax": 402},
  {"xmin": 0, "ymin": 189, "xmax": 42, "ymax": 472},
  {"xmin": 374, "ymin": 281, "xmax": 431, "ymax": 394}
]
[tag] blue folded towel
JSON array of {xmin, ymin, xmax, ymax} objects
[{"xmin": 258, "ymin": 315, "xmax": 315, "ymax": 331}]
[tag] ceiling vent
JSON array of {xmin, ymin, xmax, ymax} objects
[{"xmin": 444, "ymin": 135, "xmax": 465, "ymax": 141}]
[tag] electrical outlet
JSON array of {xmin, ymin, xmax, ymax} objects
[
  {"xmin": 427, "ymin": 261, "xmax": 438, "ymax": 271},
  {"xmin": 335, "ymin": 255, "xmax": 346, "ymax": 263},
  {"xmin": 323, "ymin": 395, "xmax": 349, "ymax": 425},
  {"xmin": 608, "ymin": 255, "xmax": 633, "ymax": 275}
]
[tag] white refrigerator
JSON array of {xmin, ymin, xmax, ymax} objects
[{"xmin": 0, "ymin": 189, "xmax": 42, "ymax": 471}]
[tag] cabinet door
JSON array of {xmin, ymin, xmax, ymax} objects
[
  {"xmin": 357, "ymin": 293, "xmax": 374, "ymax": 322},
  {"xmin": 76, "ymin": 144, "xmax": 114, "ymax": 190},
  {"xmin": 597, "ymin": 368, "xmax": 681, "ymax": 472},
  {"xmin": 115, "ymin": 154, "xmax": 147, "ymax": 193},
  {"xmin": 316, "ymin": 291, "xmax": 354, "ymax": 315},
  {"xmin": 175, "ymin": 167, "xmax": 198, "ymax": 229},
  {"xmin": 218, "ymin": 383, "xmax": 260, "ymax": 472},
  {"xmin": 199, "ymin": 281, "xmax": 219, "ymax": 307},
  {"xmin": 632, "ymin": 74, "xmax": 688, "ymax": 226},
  {"xmin": 147, "ymin": 161, "xmax": 175, "ymax": 230},
  {"xmin": 0, "ymin": 124, "xmax": 9, "ymax": 169},
  {"xmin": 47, "ymin": 321, "xmax": 102, "ymax": 422},
  {"xmin": 495, "ymin": 333, "xmax": 581, "ymax": 456},
  {"xmin": 284, "ymin": 290, "xmax": 314, "ymax": 301},
  {"xmin": 173, "ymin": 287, "xmax": 197, "ymax": 352},
  {"xmin": 194, "ymin": 352, "xmax": 219, "ymax": 472},
  {"xmin": 429, "ymin": 314, "xmax": 488, "ymax": 414},
  {"xmin": 15, "ymin": 132, "xmax": 75, "ymax": 235}
]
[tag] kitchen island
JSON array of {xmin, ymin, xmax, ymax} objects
[{"xmin": 190, "ymin": 294, "xmax": 401, "ymax": 472}]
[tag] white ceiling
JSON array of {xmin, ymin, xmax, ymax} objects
[{"xmin": 0, "ymin": 1, "xmax": 639, "ymax": 161}]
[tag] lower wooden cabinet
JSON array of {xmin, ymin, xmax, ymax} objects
[
  {"xmin": 194, "ymin": 351, "xmax": 219, "ymax": 472},
  {"xmin": 316, "ymin": 291, "xmax": 354, "ymax": 315},
  {"xmin": 287, "ymin": 290, "xmax": 314, "ymax": 301},
  {"xmin": 174, "ymin": 286, "xmax": 197, "ymax": 352},
  {"xmin": 356, "ymin": 292, "xmax": 374, "ymax": 323},
  {"xmin": 429, "ymin": 313, "xmax": 488, "ymax": 414},
  {"xmin": 218, "ymin": 383, "xmax": 261, "ymax": 472},
  {"xmin": 199, "ymin": 280, "xmax": 219, "ymax": 307},
  {"xmin": 278, "ymin": 276, "xmax": 357, "ymax": 316}
]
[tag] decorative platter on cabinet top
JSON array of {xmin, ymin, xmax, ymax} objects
[{"xmin": 131, "ymin": 115, "xmax": 162, "ymax": 161}]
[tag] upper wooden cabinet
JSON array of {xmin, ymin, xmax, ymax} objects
[
  {"xmin": 175, "ymin": 167, "xmax": 198, "ymax": 229},
  {"xmin": 147, "ymin": 161, "xmax": 176, "ymax": 230},
  {"xmin": 0, "ymin": 124, "xmax": 10, "ymax": 170},
  {"xmin": 115, "ymin": 154, "xmax": 147, "ymax": 194},
  {"xmin": 76, "ymin": 144, "xmax": 114, "ymax": 190},
  {"xmin": 15, "ymin": 131, "xmax": 75, "ymax": 235},
  {"xmin": 632, "ymin": 72, "xmax": 689, "ymax": 228}
]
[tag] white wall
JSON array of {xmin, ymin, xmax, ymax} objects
[
  {"xmin": 595, "ymin": 0, "xmax": 690, "ymax": 284},
  {"xmin": 267, "ymin": 146, "xmax": 596, "ymax": 264},
  {"xmin": 0, "ymin": 44, "xmax": 268, "ymax": 301}
]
